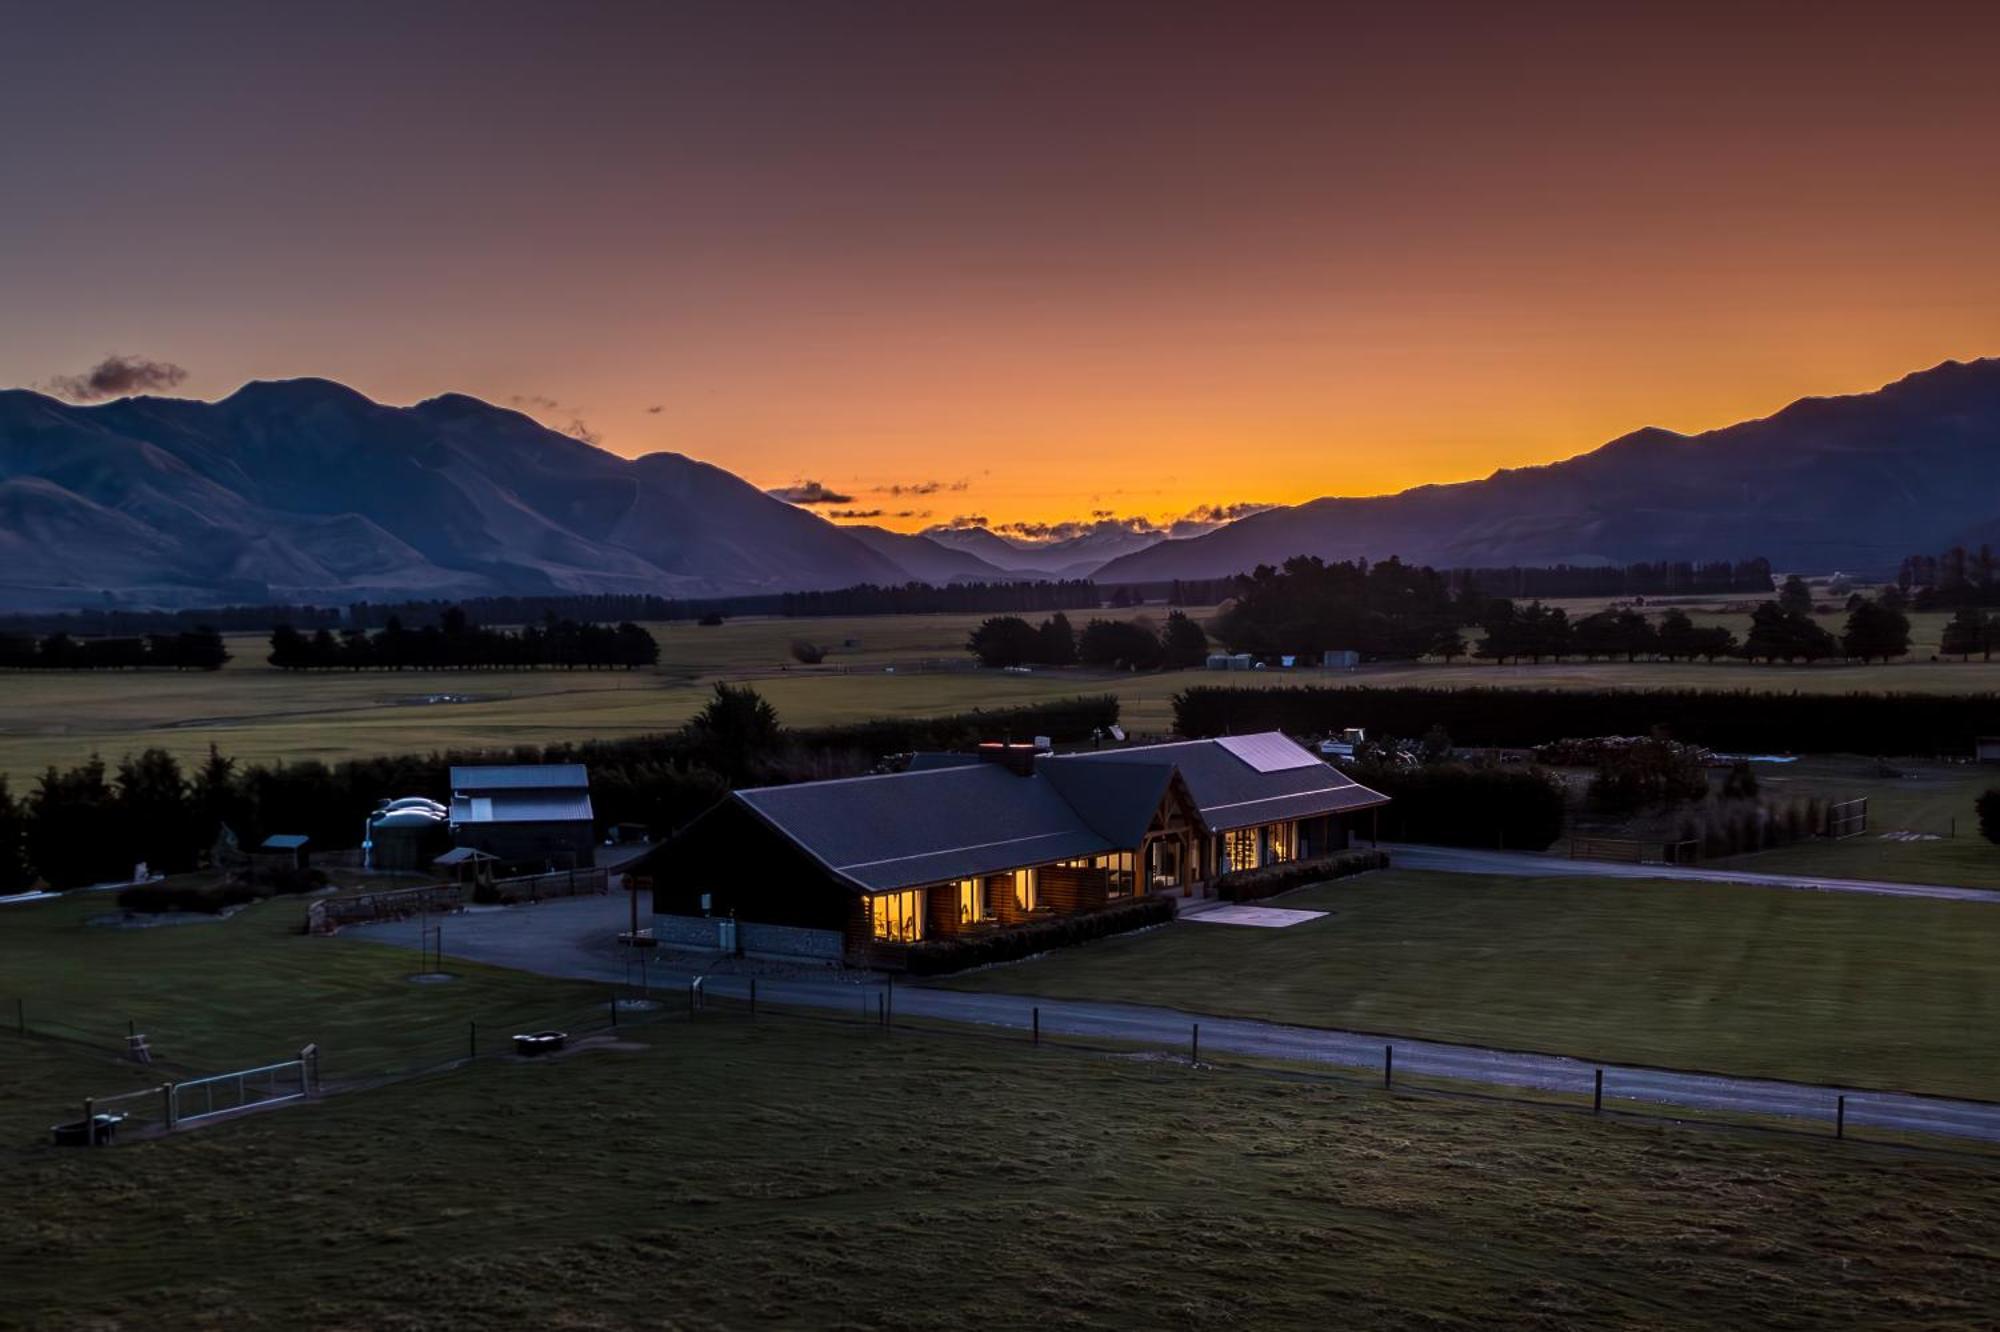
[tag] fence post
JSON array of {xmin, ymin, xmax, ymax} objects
[
  {"xmin": 83, "ymin": 1097, "xmax": 94, "ymax": 1147},
  {"xmin": 1191, "ymin": 1022, "xmax": 1199, "ymax": 1064},
  {"xmin": 1594, "ymin": 1068, "xmax": 1603, "ymax": 1114},
  {"xmin": 161, "ymin": 1083, "xmax": 174, "ymax": 1131},
  {"xmin": 1033, "ymin": 1006, "xmax": 1040, "ymax": 1046},
  {"xmin": 468, "ymin": 1020, "xmax": 477, "ymax": 1061},
  {"xmin": 612, "ymin": 994, "xmax": 620, "ymax": 1028},
  {"xmin": 877, "ymin": 994, "xmax": 885, "ymax": 1030},
  {"xmin": 1384, "ymin": 1044, "xmax": 1393, "ymax": 1089},
  {"xmin": 749, "ymin": 978, "xmax": 757, "ymax": 1018},
  {"xmin": 1836, "ymin": 1094, "xmax": 1846, "ymax": 1139}
]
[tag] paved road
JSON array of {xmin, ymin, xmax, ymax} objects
[
  {"xmin": 345, "ymin": 893, "xmax": 2000, "ymax": 1143},
  {"xmin": 1386, "ymin": 843, "xmax": 2000, "ymax": 904}
]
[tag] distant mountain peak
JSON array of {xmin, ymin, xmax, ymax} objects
[
  {"xmin": 1094, "ymin": 356, "xmax": 2000, "ymax": 583},
  {"xmin": 0, "ymin": 380, "xmax": 918, "ymax": 610}
]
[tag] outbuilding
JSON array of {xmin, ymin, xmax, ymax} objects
[{"xmin": 448, "ymin": 764, "xmax": 596, "ymax": 869}]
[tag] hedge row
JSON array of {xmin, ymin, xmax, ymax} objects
[
  {"xmin": 1174, "ymin": 684, "xmax": 2000, "ymax": 756},
  {"xmin": 1215, "ymin": 849, "xmax": 1390, "ymax": 902},
  {"xmin": 899, "ymin": 894, "xmax": 1175, "ymax": 976}
]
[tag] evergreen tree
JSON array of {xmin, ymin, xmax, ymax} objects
[
  {"xmin": 0, "ymin": 776, "xmax": 31, "ymax": 894},
  {"xmin": 683, "ymin": 683, "xmax": 782, "ymax": 781},
  {"xmin": 966, "ymin": 616, "xmax": 1042, "ymax": 667},
  {"xmin": 1078, "ymin": 618, "xmax": 1165, "ymax": 670},
  {"xmin": 190, "ymin": 743, "xmax": 245, "ymax": 858},
  {"xmin": 1777, "ymin": 575, "xmax": 1814, "ymax": 615},
  {"xmin": 1840, "ymin": 599, "xmax": 1911, "ymax": 663},
  {"xmin": 1036, "ymin": 612, "xmax": 1078, "ymax": 665},
  {"xmin": 1942, "ymin": 606, "xmax": 1989, "ymax": 660},
  {"xmin": 115, "ymin": 749, "xmax": 200, "ymax": 875},
  {"xmin": 28, "ymin": 757, "xmax": 124, "ymax": 889},
  {"xmin": 1159, "ymin": 610, "xmax": 1209, "ymax": 668}
]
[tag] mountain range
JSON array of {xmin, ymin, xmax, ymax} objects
[
  {"xmin": 0, "ymin": 380, "xmax": 1021, "ymax": 611},
  {"xmin": 1096, "ymin": 358, "xmax": 2000, "ymax": 583},
  {"xmin": 2, "ymin": 358, "xmax": 1996, "ymax": 610}
]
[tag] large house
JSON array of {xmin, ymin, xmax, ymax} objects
[
  {"xmin": 447, "ymin": 763, "xmax": 596, "ymax": 869},
  {"xmin": 643, "ymin": 732, "xmax": 1387, "ymax": 965}
]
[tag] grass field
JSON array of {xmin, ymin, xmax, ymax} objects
[
  {"xmin": 7, "ymin": 1018, "xmax": 2000, "ymax": 1330},
  {"xmin": 0, "ymin": 893, "xmax": 613, "ymax": 1085},
  {"xmin": 8, "ymin": 600, "xmax": 2000, "ymax": 785},
  {"xmin": 1706, "ymin": 754, "xmax": 2000, "ymax": 887},
  {"xmin": 943, "ymin": 869, "xmax": 2000, "ymax": 1101}
]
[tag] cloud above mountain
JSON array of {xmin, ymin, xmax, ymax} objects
[
  {"xmin": 767, "ymin": 480, "xmax": 855, "ymax": 505},
  {"xmin": 45, "ymin": 354, "xmax": 189, "ymax": 402}
]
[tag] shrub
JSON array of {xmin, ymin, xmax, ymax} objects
[
  {"xmin": 1979, "ymin": 789, "xmax": 2000, "ymax": 845},
  {"xmin": 116, "ymin": 880, "xmax": 260, "ymax": 914},
  {"xmin": 1215, "ymin": 849, "xmax": 1388, "ymax": 902},
  {"xmin": 898, "ymin": 895, "xmax": 1174, "ymax": 975},
  {"xmin": 1586, "ymin": 739, "xmax": 1710, "ymax": 813},
  {"xmin": 788, "ymin": 640, "xmax": 825, "ymax": 665}
]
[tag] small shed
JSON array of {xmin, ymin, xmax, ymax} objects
[
  {"xmin": 432, "ymin": 845, "xmax": 501, "ymax": 885},
  {"xmin": 255, "ymin": 834, "xmax": 311, "ymax": 872},
  {"xmin": 1976, "ymin": 737, "xmax": 2000, "ymax": 764},
  {"xmin": 1322, "ymin": 649, "xmax": 1360, "ymax": 669}
]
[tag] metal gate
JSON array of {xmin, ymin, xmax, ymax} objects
[{"xmin": 170, "ymin": 1052, "xmax": 313, "ymax": 1127}]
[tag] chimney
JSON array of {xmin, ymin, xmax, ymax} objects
[{"xmin": 976, "ymin": 742, "xmax": 1040, "ymax": 776}]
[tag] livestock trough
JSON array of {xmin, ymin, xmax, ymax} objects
[
  {"xmin": 512, "ymin": 1031, "xmax": 568, "ymax": 1056},
  {"xmin": 51, "ymin": 1113, "xmax": 127, "ymax": 1147}
]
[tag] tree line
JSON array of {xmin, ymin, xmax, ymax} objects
[
  {"xmin": 268, "ymin": 609, "xmax": 659, "ymax": 670},
  {"xmin": 1207, "ymin": 559, "xmax": 1914, "ymax": 666},
  {"xmin": 0, "ymin": 627, "xmax": 229, "ymax": 671},
  {"xmin": 1172, "ymin": 683, "xmax": 2000, "ymax": 756},
  {"xmin": 966, "ymin": 611, "xmax": 1209, "ymax": 670},
  {"xmin": 1161, "ymin": 557, "xmax": 1774, "ymax": 610},
  {"xmin": 0, "ymin": 691, "xmax": 1123, "ymax": 892}
]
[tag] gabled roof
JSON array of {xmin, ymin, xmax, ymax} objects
[
  {"xmin": 1036, "ymin": 759, "xmax": 1182, "ymax": 848},
  {"xmin": 735, "ymin": 763, "xmax": 1113, "ymax": 894},
  {"xmin": 448, "ymin": 763, "xmax": 590, "ymax": 791},
  {"xmin": 1052, "ymin": 733, "xmax": 1389, "ymax": 832},
  {"xmin": 718, "ymin": 731, "xmax": 1387, "ymax": 894}
]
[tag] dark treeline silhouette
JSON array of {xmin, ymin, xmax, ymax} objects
[
  {"xmin": 0, "ymin": 605, "xmax": 341, "ymax": 636},
  {"xmin": 1164, "ymin": 558, "xmax": 1773, "ymax": 609},
  {"xmin": 0, "ymin": 692, "xmax": 1121, "ymax": 891},
  {"xmin": 1452, "ymin": 558, "xmax": 1773, "ymax": 599},
  {"xmin": 1195, "ymin": 558, "xmax": 1908, "ymax": 667},
  {"xmin": 1211, "ymin": 557, "xmax": 1462, "ymax": 659},
  {"xmin": 966, "ymin": 610, "xmax": 1208, "ymax": 670},
  {"xmin": 1172, "ymin": 684, "xmax": 1995, "ymax": 755},
  {"xmin": 0, "ymin": 627, "xmax": 229, "ymax": 671},
  {"xmin": 269, "ymin": 609, "xmax": 658, "ymax": 670},
  {"xmin": 773, "ymin": 580, "xmax": 1100, "ymax": 617},
  {"xmin": 1901, "ymin": 545, "xmax": 2000, "ymax": 608}
]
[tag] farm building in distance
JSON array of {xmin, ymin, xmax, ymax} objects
[
  {"xmin": 638, "ymin": 731, "xmax": 1386, "ymax": 966},
  {"xmin": 447, "ymin": 764, "xmax": 596, "ymax": 869}
]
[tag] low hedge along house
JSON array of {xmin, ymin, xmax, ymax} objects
[{"xmin": 641, "ymin": 731, "xmax": 1387, "ymax": 968}]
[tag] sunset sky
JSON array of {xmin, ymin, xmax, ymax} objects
[{"xmin": 3, "ymin": 1, "xmax": 1997, "ymax": 538}]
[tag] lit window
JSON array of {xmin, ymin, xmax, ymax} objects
[
  {"xmin": 958, "ymin": 878, "xmax": 986, "ymax": 925},
  {"xmin": 870, "ymin": 890, "xmax": 923, "ymax": 942},
  {"xmin": 1013, "ymin": 868, "xmax": 1036, "ymax": 911},
  {"xmin": 1225, "ymin": 828, "xmax": 1259, "ymax": 872},
  {"xmin": 1264, "ymin": 821, "xmax": 1295, "ymax": 865}
]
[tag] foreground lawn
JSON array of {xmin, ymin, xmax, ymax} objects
[
  {"xmin": 943, "ymin": 870, "xmax": 2000, "ymax": 1101},
  {"xmin": 0, "ymin": 893, "xmax": 612, "ymax": 1084},
  {"xmin": 5, "ymin": 1018, "xmax": 1999, "ymax": 1330}
]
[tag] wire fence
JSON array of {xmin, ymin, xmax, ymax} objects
[{"xmin": 11, "ymin": 972, "xmax": 1999, "ymax": 1156}]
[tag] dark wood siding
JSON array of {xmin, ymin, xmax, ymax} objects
[
  {"xmin": 1039, "ymin": 864, "xmax": 1108, "ymax": 914},
  {"xmin": 637, "ymin": 798, "xmax": 853, "ymax": 932}
]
